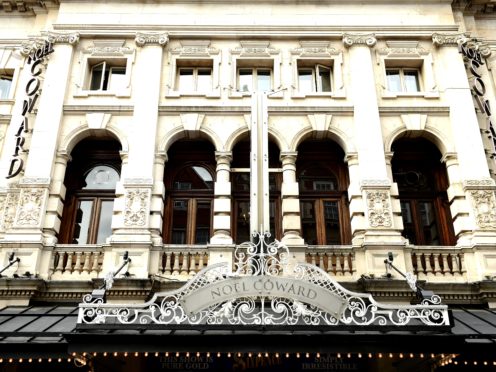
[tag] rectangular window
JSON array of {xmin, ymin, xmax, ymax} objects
[
  {"xmin": 177, "ymin": 67, "xmax": 212, "ymax": 92},
  {"xmin": 297, "ymin": 64, "xmax": 332, "ymax": 93},
  {"xmin": 237, "ymin": 68, "xmax": 272, "ymax": 92},
  {"xmin": 0, "ymin": 71, "xmax": 13, "ymax": 99},
  {"xmin": 386, "ymin": 68, "xmax": 420, "ymax": 93},
  {"xmin": 89, "ymin": 60, "xmax": 126, "ymax": 91}
]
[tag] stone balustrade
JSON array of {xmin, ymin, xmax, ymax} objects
[
  {"xmin": 305, "ymin": 246, "xmax": 356, "ymax": 278},
  {"xmin": 410, "ymin": 247, "xmax": 465, "ymax": 280},
  {"xmin": 157, "ymin": 247, "xmax": 209, "ymax": 277},
  {"xmin": 50, "ymin": 245, "xmax": 103, "ymax": 279}
]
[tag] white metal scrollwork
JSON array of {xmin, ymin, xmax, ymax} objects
[{"xmin": 78, "ymin": 233, "xmax": 450, "ymax": 328}]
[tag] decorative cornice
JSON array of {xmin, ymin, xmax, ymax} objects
[
  {"xmin": 432, "ymin": 32, "xmax": 469, "ymax": 47},
  {"xmin": 342, "ymin": 33, "xmax": 377, "ymax": 48},
  {"xmin": 42, "ymin": 31, "xmax": 80, "ymax": 45},
  {"xmin": 291, "ymin": 41, "xmax": 339, "ymax": 57},
  {"xmin": 135, "ymin": 32, "xmax": 169, "ymax": 47}
]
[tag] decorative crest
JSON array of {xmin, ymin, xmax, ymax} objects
[{"xmin": 78, "ymin": 233, "xmax": 450, "ymax": 328}]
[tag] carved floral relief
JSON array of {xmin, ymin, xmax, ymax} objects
[
  {"xmin": 14, "ymin": 188, "xmax": 45, "ymax": 227},
  {"xmin": 470, "ymin": 190, "xmax": 496, "ymax": 229},
  {"xmin": 366, "ymin": 191, "xmax": 393, "ymax": 228},
  {"xmin": 124, "ymin": 189, "xmax": 150, "ymax": 227}
]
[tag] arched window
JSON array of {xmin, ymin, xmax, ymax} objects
[
  {"xmin": 297, "ymin": 140, "xmax": 351, "ymax": 245},
  {"xmin": 59, "ymin": 138, "xmax": 121, "ymax": 244},
  {"xmin": 232, "ymin": 139, "xmax": 282, "ymax": 244},
  {"xmin": 392, "ymin": 138, "xmax": 455, "ymax": 246},
  {"xmin": 164, "ymin": 140, "xmax": 215, "ymax": 244}
]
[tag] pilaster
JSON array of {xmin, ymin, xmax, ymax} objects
[
  {"xmin": 343, "ymin": 33, "xmax": 403, "ymax": 249},
  {"xmin": 280, "ymin": 151, "xmax": 304, "ymax": 246},
  {"xmin": 211, "ymin": 151, "xmax": 233, "ymax": 244}
]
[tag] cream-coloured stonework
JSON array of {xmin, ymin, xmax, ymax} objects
[
  {"xmin": 13, "ymin": 188, "xmax": 45, "ymax": 227},
  {"xmin": 365, "ymin": 190, "xmax": 393, "ymax": 228},
  {"xmin": 470, "ymin": 190, "xmax": 496, "ymax": 229},
  {"xmin": 123, "ymin": 189, "xmax": 151, "ymax": 227}
]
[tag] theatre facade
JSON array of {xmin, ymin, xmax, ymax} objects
[{"xmin": 0, "ymin": 0, "xmax": 496, "ymax": 371}]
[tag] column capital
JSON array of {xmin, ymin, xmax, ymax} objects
[
  {"xmin": 342, "ymin": 33, "xmax": 376, "ymax": 48},
  {"xmin": 215, "ymin": 151, "xmax": 233, "ymax": 163},
  {"xmin": 441, "ymin": 152, "xmax": 459, "ymax": 166},
  {"xmin": 135, "ymin": 32, "xmax": 169, "ymax": 47},
  {"xmin": 280, "ymin": 151, "xmax": 298, "ymax": 164},
  {"xmin": 432, "ymin": 32, "xmax": 468, "ymax": 47},
  {"xmin": 42, "ymin": 31, "xmax": 80, "ymax": 45}
]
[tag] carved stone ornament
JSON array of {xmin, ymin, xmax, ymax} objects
[
  {"xmin": 84, "ymin": 40, "xmax": 133, "ymax": 57},
  {"xmin": 14, "ymin": 188, "xmax": 45, "ymax": 227},
  {"xmin": 377, "ymin": 41, "xmax": 429, "ymax": 57},
  {"xmin": 1, "ymin": 192, "xmax": 19, "ymax": 231},
  {"xmin": 366, "ymin": 191, "xmax": 393, "ymax": 228},
  {"xmin": 432, "ymin": 32, "xmax": 469, "ymax": 47},
  {"xmin": 342, "ymin": 33, "xmax": 377, "ymax": 48},
  {"xmin": 20, "ymin": 38, "xmax": 46, "ymax": 57},
  {"xmin": 470, "ymin": 190, "xmax": 496, "ymax": 229},
  {"xmin": 135, "ymin": 32, "xmax": 168, "ymax": 47},
  {"xmin": 231, "ymin": 40, "xmax": 279, "ymax": 57},
  {"xmin": 291, "ymin": 41, "xmax": 338, "ymax": 57},
  {"xmin": 171, "ymin": 40, "xmax": 220, "ymax": 57},
  {"xmin": 19, "ymin": 177, "xmax": 50, "ymax": 186},
  {"xmin": 42, "ymin": 31, "xmax": 80, "ymax": 45},
  {"xmin": 124, "ymin": 189, "xmax": 150, "ymax": 227}
]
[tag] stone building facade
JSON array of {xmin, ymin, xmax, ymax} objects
[{"xmin": 0, "ymin": 0, "xmax": 495, "ymax": 311}]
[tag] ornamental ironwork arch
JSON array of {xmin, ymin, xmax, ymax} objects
[{"xmin": 78, "ymin": 233, "xmax": 449, "ymax": 328}]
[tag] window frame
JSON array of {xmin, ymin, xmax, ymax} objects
[
  {"xmin": 167, "ymin": 40, "xmax": 221, "ymax": 98},
  {"xmin": 385, "ymin": 67, "xmax": 421, "ymax": 93},
  {"xmin": 0, "ymin": 66, "xmax": 18, "ymax": 101},
  {"xmin": 75, "ymin": 40, "xmax": 135, "ymax": 98},
  {"xmin": 0, "ymin": 72, "xmax": 13, "ymax": 100},
  {"xmin": 236, "ymin": 67, "xmax": 273, "ymax": 93},
  {"xmin": 175, "ymin": 66, "xmax": 213, "ymax": 93},
  {"xmin": 377, "ymin": 41, "xmax": 438, "ymax": 99},
  {"xmin": 297, "ymin": 63, "xmax": 333, "ymax": 94}
]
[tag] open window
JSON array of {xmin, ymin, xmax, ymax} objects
[
  {"xmin": 297, "ymin": 63, "xmax": 332, "ymax": 93},
  {"xmin": 88, "ymin": 60, "xmax": 127, "ymax": 91},
  {"xmin": 59, "ymin": 138, "xmax": 122, "ymax": 244}
]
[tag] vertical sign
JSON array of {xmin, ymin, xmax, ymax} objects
[{"xmin": 6, "ymin": 40, "xmax": 54, "ymax": 179}]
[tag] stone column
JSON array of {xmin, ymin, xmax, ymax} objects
[
  {"xmin": 111, "ymin": 33, "xmax": 167, "ymax": 261},
  {"xmin": 343, "ymin": 34, "xmax": 405, "ymax": 277},
  {"xmin": 280, "ymin": 151, "xmax": 304, "ymax": 246},
  {"xmin": 343, "ymin": 34, "xmax": 403, "ymax": 249},
  {"xmin": 433, "ymin": 33, "xmax": 496, "ymax": 249},
  {"xmin": 211, "ymin": 151, "xmax": 233, "ymax": 244}
]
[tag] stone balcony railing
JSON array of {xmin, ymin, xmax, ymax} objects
[
  {"xmin": 156, "ymin": 246, "xmax": 209, "ymax": 278},
  {"xmin": 409, "ymin": 246, "xmax": 466, "ymax": 281},
  {"xmin": 50, "ymin": 245, "xmax": 104, "ymax": 280},
  {"xmin": 305, "ymin": 245, "xmax": 356, "ymax": 279}
]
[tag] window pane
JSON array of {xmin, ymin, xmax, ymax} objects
[
  {"xmin": 90, "ymin": 63, "xmax": 104, "ymax": 90},
  {"xmin": 195, "ymin": 200, "xmax": 211, "ymax": 244},
  {"xmin": 108, "ymin": 67, "xmax": 126, "ymax": 90},
  {"xmin": 386, "ymin": 69, "xmax": 401, "ymax": 92},
  {"xmin": 197, "ymin": 69, "xmax": 212, "ymax": 91},
  {"xmin": 84, "ymin": 166, "xmax": 119, "ymax": 190},
  {"xmin": 299, "ymin": 167, "xmax": 337, "ymax": 191},
  {"xmin": 318, "ymin": 66, "xmax": 331, "ymax": 92},
  {"xmin": 404, "ymin": 70, "xmax": 420, "ymax": 92},
  {"xmin": 74, "ymin": 200, "xmax": 93, "ymax": 244},
  {"xmin": 300, "ymin": 201, "xmax": 317, "ymax": 245},
  {"xmin": 236, "ymin": 201, "xmax": 251, "ymax": 244},
  {"xmin": 323, "ymin": 201, "xmax": 340, "ymax": 244},
  {"xmin": 0, "ymin": 75, "xmax": 12, "ymax": 99},
  {"xmin": 174, "ymin": 166, "xmax": 213, "ymax": 190},
  {"xmin": 400, "ymin": 201, "xmax": 417, "ymax": 245},
  {"xmin": 298, "ymin": 69, "xmax": 313, "ymax": 93},
  {"xmin": 178, "ymin": 68, "xmax": 194, "ymax": 90},
  {"xmin": 171, "ymin": 199, "xmax": 188, "ymax": 244},
  {"xmin": 257, "ymin": 69, "xmax": 271, "ymax": 92},
  {"xmin": 238, "ymin": 69, "xmax": 253, "ymax": 92},
  {"xmin": 233, "ymin": 173, "xmax": 250, "ymax": 192},
  {"xmin": 96, "ymin": 200, "xmax": 114, "ymax": 244},
  {"xmin": 418, "ymin": 201, "xmax": 440, "ymax": 245}
]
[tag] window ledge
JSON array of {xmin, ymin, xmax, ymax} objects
[
  {"xmin": 229, "ymin": 90, "xmax": 284, "ymax": 99},
  {"xmin": 74, "ymin": 88, "xmax": 131, "ymax": 98},
  {"xmin": 0, "ymin": 99, "xmax": 14, "ymax": 103},
  {"xmin": 166, "ymin": 90, "xmax": 221, "ymax": 99},
  {"xmin": 382, "ymin": 91, "xmax": 440, "ymax": 99}
]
